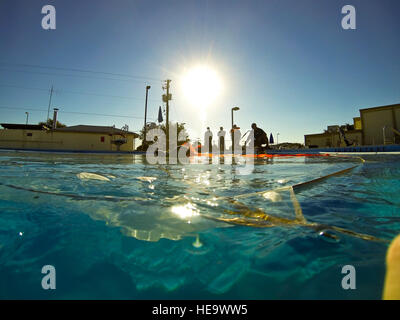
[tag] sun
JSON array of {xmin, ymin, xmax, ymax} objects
[{"xmin": 181, "ymin": 65, "xmax": 222, "ymax": 108}]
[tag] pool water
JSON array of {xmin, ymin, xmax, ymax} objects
[{"xmin": 0, "ymin": 151, "xmax": 399, "ymax": 299}]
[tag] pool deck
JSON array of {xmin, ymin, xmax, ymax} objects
[
  {"xmin": 0, "ymin": 145, "xmax": 400, "ymax": 155},
  {"xmin": 268, "ymin": 144, "xmax": 400, "ymax": 155}
]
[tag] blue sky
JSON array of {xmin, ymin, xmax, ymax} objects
[{"xmin": 0, "ymin": 0, "xmax": 399, "ymax": 143}]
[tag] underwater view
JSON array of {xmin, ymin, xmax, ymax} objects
[{"xmin": 0, "ymin": 150, "xmax": 399, "ymax": 299}]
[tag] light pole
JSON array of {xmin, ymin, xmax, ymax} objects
[
  {"xmin": 231, "ymin": 107, "xmax": 240, "ymax": 150},
  {"xmin": 25, "ymin": 112, "xmax": 29, "ymax": 125},
  {"xmin": 277, "ymin": 133, "xmax": 280, "ymax": 145},
  {"xmin": 143, "ymin": 85, "xmax": 151, "ymax": 144},
  {"xmin": 231, "ymin": 107, "xmax": 239, "ymax": 129}
]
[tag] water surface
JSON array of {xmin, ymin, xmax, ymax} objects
[{"xmin": 0, "ymin": 151, "xmax": 399, "ymax": 299}]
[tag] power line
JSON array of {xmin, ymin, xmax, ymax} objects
[
  {"xmin": 59, "ymin": 88, "xmax": 162, "ymax": 102},
  {"xmin": 0, "ymin": 106, "xmax": 47, "ymax": 113},
  {"xmin": 0, "ymin": 62, "xmax": 162, "ymax": 82},
  {"xmin": 0, "ymin": 83, "xmax": 163, "ymax": 102},
  {"xmin": 0, "ymin": 68, "xmax": 161, "ymax": 84},
  {"xmin": 61, "ymin": 110, "xmax": 156, "ymax": 121},
  {"xmin": 0, "ymin": 84, "xmax": 50, "ymax": 92},
  {"xmin": 0, "ymin": 105, "xmax": 156, "ymax": 120}
]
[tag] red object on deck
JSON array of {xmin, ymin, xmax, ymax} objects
[{"xmin": 193, "ymin": 153, "xmax": 330, "ymax": 158}]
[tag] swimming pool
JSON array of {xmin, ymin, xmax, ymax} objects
[{"xmin": 0, "ymin": 150, "xmax": 399, "ymax": 299}]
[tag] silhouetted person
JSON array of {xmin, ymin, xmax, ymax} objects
[
  {"xmin": 218, "ymin": 127, "xmax": 226, "ymax": 154},
  {"xmin": 247, "ymin": 123, "xmax": 268, "ymax": 152}
]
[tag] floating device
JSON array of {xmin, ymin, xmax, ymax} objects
[
  {"xmin": 136, "ymin": 176, "xmax": 157, "ymax": 183},
  {"xmin": 77, "ymin": 172, "xmax": 110, "ymax": 181}
]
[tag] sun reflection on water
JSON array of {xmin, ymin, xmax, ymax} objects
[{"xmin": 171, "ymin": 203, "xmax": 200, "ymax": 220}]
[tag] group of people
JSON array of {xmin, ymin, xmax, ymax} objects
[{"xmin": 203, "ymin": 123, "xmax": 269, "ymax": 154}]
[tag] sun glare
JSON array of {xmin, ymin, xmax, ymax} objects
[{"xmin": 181, "ymin": 65, "xmax": 222, "ymax": 108}]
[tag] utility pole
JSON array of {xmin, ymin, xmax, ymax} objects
[
  {"xmin": 163, "ymin": 80, "xmax": 171, "ymax": 154},
  {"xmin": 143, "ymin": 85, "xmax": 151, "ymax": 144},
  {"xmin": 47, "ymin": 85, "xmax": 54, "ymax": 125}
]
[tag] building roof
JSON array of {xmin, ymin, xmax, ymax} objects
[
  {"xmin": 1, "ymin": 123, "xmax": 139, "ymax": 138},
  {"xmin": 359, "ymin": 103, "xmax": 400, "ymax": 112},
  {"xmin": 1, "ymin": 123, "xmax": 47, "ymax": 130},
  {"xmin": 305, "ymin": 129, "xmax": 362, "ymax": 138},
  {"xmin": 55, "ymin": 125, "xmax": 139, "ymax": 137}
]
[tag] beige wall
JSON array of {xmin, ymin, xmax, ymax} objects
[
  {"xmin": 0, "ymin": 129, "xmax": 135, "ymax": 152},
  {"xmin": 347, "ymin": 131, "xmax": 363, "ymax": 145},
  {"xmin": 353, "ymin": 117, "xmax": 362, "ymax": 130},
  {"xmin": 395, "ymin": 108, "xmax": 400, "ymax": 131},
  {"xmin": 361, "ymin": 106, "xmax": 399, "ymax": 145},
  {"xmin": 304, "ymin": 105, "xmax": 400, "ymax": 147},
  {"xmin": 305, "ymin": 133, "xmax": 337, "ymax": 148}
]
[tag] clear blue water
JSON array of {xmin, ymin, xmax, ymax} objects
[{"xmin": 0, "ymin": 150, "xmax": 399, "ymax": 299}]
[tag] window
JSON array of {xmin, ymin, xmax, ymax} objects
[
  {"xmin": 100, "ymin": 136, "xmax": 105, "ymax": 142},
  {"xmin": 27, "ymin": 133, "xmax": 33, "ymax": 137}
]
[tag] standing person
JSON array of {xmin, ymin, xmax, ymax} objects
[
  {"xmin": 230, "ymin": 124, "xmax": 241, "ymax": 154},
  {"xmin": 217, "ymin": 127, "xmax": 226, "ymax": 154},
  {"xmin": 204, "ymin": 127, "xmax": 213, "ymax": 154}
]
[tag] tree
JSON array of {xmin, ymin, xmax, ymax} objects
[
  {"xmin": 159, "ymin": 122, "xmax": 190, "ymax": 145},
  {"xmin": 38, "ymin": 119, "xmax": 67, "ymax": 128},
  {"xmin": 136, "ymin": 121, "xmax": 190, "ymax": 151},
  {"xmin": 138, "ymin": 122, "xmax": 159, "ymax": 141}
]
